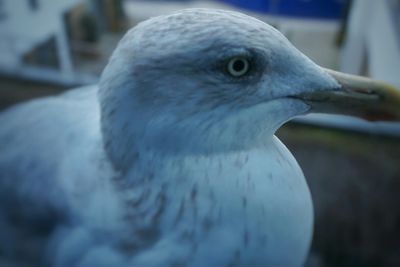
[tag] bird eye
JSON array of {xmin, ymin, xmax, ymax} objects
[{"xmin": 226, "ymin": 57, "xmax": 250, "ymax": 77}]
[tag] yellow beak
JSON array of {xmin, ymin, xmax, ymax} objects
[{"xmin": 297, "ymin": 68, "xmax": 400, "ymax": 122}]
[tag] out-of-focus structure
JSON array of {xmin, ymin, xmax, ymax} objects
[
  {"xmin": 0, "ymin": 0, "xmax": 87, "ymax": 85},
  {"xmin": 340, "ymin": 0, "xmax": 400, "ymax": 88},
  {"xmin": 0, "ymin": 0, "xmax": 125, "ymax": 86}
]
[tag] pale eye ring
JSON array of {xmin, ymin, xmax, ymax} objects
[{"xmin": 227, "ymin": 57, "xmax": 250, "ymax": 77}]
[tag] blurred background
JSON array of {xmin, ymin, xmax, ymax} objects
[{"xmin": 0, "ymin": 0, "xmax": 399, "ymax": 266}]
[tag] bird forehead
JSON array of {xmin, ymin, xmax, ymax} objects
[{"xmin": 132, "ymin": 9, "xmax": 280, "ymax": 51}]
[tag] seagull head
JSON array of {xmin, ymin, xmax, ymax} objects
[{"xmin": 99, "ymin": 9, "xmax": 400, "ymax": 168}]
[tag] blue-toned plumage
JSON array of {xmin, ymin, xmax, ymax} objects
[{"xmin": 0, "ymin": 9, "xmax": 340, "ymax": 267}]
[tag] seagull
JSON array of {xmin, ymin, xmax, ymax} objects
[{"xmin": 0, "ymin": 9, "xmax": 399, "ymax": 267}]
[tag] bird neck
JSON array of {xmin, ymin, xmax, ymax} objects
[{"xmin": 99, "ymin": 101, "xmax": 279, "ymax": 173}]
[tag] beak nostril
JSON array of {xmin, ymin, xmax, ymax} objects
[
  {"xmin": 338, "ymin": 82, "xmax": 380, "ymax": 97},
  {"xmin": 339, "ymin": 89, "xmax": 381, "ymax": 101}
]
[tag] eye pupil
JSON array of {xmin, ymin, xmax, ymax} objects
[
  {"xmin": 227, "ymin": 57, "xmax": 250, "ymax": 77},
  {"xmin": 233, "ymin": 59, "xmax": 245, "ymax": 72}
]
